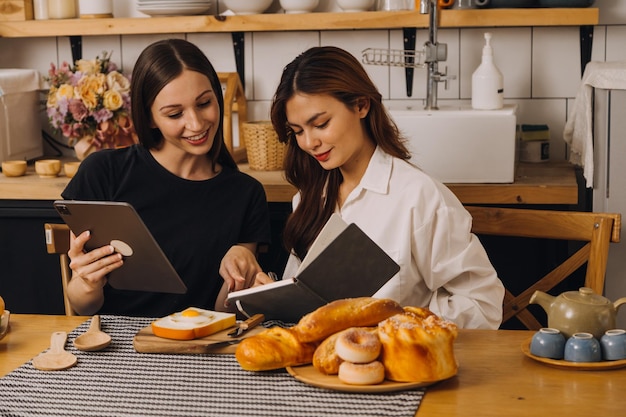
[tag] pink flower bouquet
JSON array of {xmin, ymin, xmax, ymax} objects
[{"xmin": 46, "ymin": 51, "xmax": 138, "ymax": 159}]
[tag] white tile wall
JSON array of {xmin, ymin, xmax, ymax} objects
[
  {"xmin": 0, "ymin": 0, "xmax": 624, "ymax": 160},
  {"xmin": 323, "ymin": 30, "xmax": 391, "ymax": 95},
  {"xmin": 606, "ymin": 25, "xmax": 626, "ymax": 61},
  {"xmin": 532, "ymin": 27, "xmax": 583, "ymax": 98}
]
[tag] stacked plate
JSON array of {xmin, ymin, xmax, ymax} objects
[{"xmin": 137, "ymin": 0, "xmax": 213, "ymax": 17}]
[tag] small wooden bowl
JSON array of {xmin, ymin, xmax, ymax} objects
[
  {"xmin": 2, "ymin": 160, "xmax": 27, "ymax": 177},
  {"xmin": 64, "ymin": 161, "xmax": 81, "ymax": 178},
  {"xmin": 35, "ymin": 159, "xmax": 62, "ymax": 178}
]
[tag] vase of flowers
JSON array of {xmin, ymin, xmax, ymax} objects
[{"xmin": 45, "ymin": 51, "xmax": 138, "ymax": 160}]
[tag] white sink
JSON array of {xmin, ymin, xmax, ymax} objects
[{"xmin": 387, "ymin": 104, "xmax": 517, "ymax": 183}]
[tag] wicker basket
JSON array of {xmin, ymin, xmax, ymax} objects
[{"xmin": 243, "ymin": 121, "xmax": 286, "ymax": 171}]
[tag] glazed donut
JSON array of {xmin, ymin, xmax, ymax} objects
[
  {"xmin": 338, "ymin": 360, "xmax": 385, "ymax": 385},
  {"xmin": 335, "ymin": 327, "xmax": 381, "ymax": 363}
]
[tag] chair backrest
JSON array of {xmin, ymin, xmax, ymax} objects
[
  {"xmin": 465, "ymin": 206, "xmax": 621, "ymax": 330},
  {"xmin": 47, "ymin": 207, "xmax": 622, "ymax": 324},
  {"xmin": 218, "ymin": 72, "xmax": 248, "ymax": 162},
  {"xmin": 44, "ymin": 223, "xmax": 75, "ymax": 316}
]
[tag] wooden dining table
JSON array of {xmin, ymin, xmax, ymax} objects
[{"xmin": 1, "ymin": 314, "xmax": 624, "ymax": 416}]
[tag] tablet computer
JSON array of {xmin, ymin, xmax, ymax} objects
[{"xmin": 53, "ymin": 200, "xmax": 187, "ymax": 294}]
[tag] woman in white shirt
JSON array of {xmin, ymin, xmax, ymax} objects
[{"xmin": 257, "ymin": 46, "xmax": 503, "ymax": 329}]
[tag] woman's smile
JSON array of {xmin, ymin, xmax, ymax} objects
[{"xmin": 184, "ymin": 130, "xmax": 210, "ymax": 145}]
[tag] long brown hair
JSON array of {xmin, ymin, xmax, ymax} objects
[
  {"xmin": 270, "ymin": 46, "xmax": 410, "ymax": 260},
  {"xmin": 131, "ymin": 39, "xmax": 237, "ymax": 170}
]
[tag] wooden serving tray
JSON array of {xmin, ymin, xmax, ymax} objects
[
  {"xmin": 0, "ymin": 310, "xmax": 9, "ymax": 341},
  {"xmin": 521, "ymin": 337, "xmax": 626, "ymax": 371},
  {"xmin": 286, "ymin": 364, "xmax": 447, "ymax": 393},
  {"xmin": 133, "ymin": 324, "xmax": 264, "ymax": 354}
]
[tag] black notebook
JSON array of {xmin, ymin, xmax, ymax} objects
[{"xmin": 226, "ymin": 214, "xmax": 400, "ymax": 323}]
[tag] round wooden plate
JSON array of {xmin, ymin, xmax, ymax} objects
[
  {"xmin": 286, "ymin": 364, "xmax": 448, "ymax": 393},
  {"xmin": 521, "ymin": 337, "xmax": 626, "ymax": 371}
]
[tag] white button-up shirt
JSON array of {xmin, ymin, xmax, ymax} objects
[{"xmin": 282, "ymin": 146, "xmax": 504, "ymax": 329}]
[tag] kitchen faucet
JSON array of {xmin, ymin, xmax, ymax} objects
[
  {"xmin": 419, "ymin": 0, "xmax": 454, "ymax": 110},
  {"xmin": 361, "ymin": 1, "xmax": 455, "ymax": 106}
]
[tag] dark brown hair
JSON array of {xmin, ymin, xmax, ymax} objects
[
  {"xmin": 270, "ymin": 46, "xmax": 410, "ymax": 260},
  {"xmin": 130, "ymin": 38, "xmax": 237, "ymax": 170}
]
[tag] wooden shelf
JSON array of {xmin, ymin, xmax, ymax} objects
[{"xmin": 0, "ymin": 9, "xmax": 599, "ymax": 38}]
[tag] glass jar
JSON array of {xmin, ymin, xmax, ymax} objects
[{"xmin": 47, "ymin": 0, "xmax": 77, "ymax": 19}]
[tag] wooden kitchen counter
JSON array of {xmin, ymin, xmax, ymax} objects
[
  {"xmin": 0, "ymin": 158, "xmax": 578, "ymax": 205},
  {"xmin": 448, "ymin": 161, "xmax": 579, "ymax": 205}
]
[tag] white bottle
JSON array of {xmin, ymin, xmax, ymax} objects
[{"xmin": 472, "ymin": 32, "xmax": 504, "ymax": 110}]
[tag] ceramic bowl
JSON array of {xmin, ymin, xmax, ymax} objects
[
  {"xmin": 600, "ymin": 329, "xmax": 626, "ymax": 361},
  {"xmin": 35, "ymin": 159, "xmax": 62, "ymax": 178},
  {"xmin": 336, "ymin": 0, "xmax": 376, "ymax": 12},
  {"xmin": 223, "ymin": 0, "xmax": 273, "ymax": 14},
  {"xmin": 280, "ymin": 0, "xmax": 319, "ymax": 13},
  {"xmin": 564, "ymin": 332, "xmax": 602, "ymax": 362},
  {"xmin": 530, "ymin": 328, "xmax": 566, "ymax": 359},
  {"xmin": 2, "ymin": 160, "xmax": 27, "ymax": 177},
  {"xmin": 64, "ymin": 161, "xmax": 81, "ymax": 178},
  {"xmin": 476, "ymin": 0, "xmax": 538, "ymax": 7},
  {"xmin": 377, "ymin": 0, "xmax": 413, "ymax": 10}
]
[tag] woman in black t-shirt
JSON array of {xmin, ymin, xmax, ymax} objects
[{"xmin": 62, "ymin": 39, "xmax": 271, "ymax": 317}]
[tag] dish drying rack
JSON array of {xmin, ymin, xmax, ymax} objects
[
  {"xmin": 362, "ymin": 0, "xmax": 455, "ymax": 108},
  {"xmin": 362, "ymin": 48, "xmax": 425, "ymax": 69}
]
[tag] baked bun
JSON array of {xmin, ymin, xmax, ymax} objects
[
  {"xmin": 235, "ymin": 327, "xmax": 318, "ymax": 371},
  {"xmin": 151, "ymin": 307, "xmax": 236, "ymax": 340},
  {"xmin": 293, "ymin": 297, "xmax": 404, "ymax": 343},
  {"xmin": 378, "ymin": 306, "xmax": 458, "ymax": 382},
  {"xmin": 312, "ymin": 331, "xmax": 343, "ymax": 375}
]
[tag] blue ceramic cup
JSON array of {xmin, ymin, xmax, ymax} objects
[
  {"xmin": 564, "ymin": 332, "xmax": 602, "ymax": 362},
  {"xmin": 600, "ymin": 329, "xmax": 626, "ymax": 361},
  {"xmin": 530, "ymin": 328, "xmax": 565, "ymax": 359}
]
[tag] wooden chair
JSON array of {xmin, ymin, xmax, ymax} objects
[
  {"xmin": 465, "ymin": 206, "xmax": 621, "ymax": 330},
  {"xmin": 44, "ymin": 223, "xmax": 75, "ymax": 316},
  {"xmin": 218, "ymin": 72, "xmax": 248, "ymax": 163}
]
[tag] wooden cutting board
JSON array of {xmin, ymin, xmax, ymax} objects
[{"xmin": 133, "ymin": 324, "xmax": 264, "ymax": 354}]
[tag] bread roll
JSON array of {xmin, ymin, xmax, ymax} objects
[
  {"xmin": 312, "ymin": 331, "xmax": 343, "ymax": 375},
  {"xmin": 235, "ymin": 326, "xmax": 318, "ymax": 371},
  {"xmin": 378, "ymin": 306, "xmax": 458, "ymax": 382},
  {"xmin": 313, "ymin": 326, "xmax": 380, "ymax": 375},
  {"xmin": 293, "ymin": 297, "xmax": 404, "ymax": 343}
]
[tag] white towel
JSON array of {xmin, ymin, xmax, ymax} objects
[
  {"xmin": 0, "ymin": 69, "xmax": 40, "ymax": 94},
  {"xmin": 563, "ymin": 61, "xmax": 626, "ymax": 188}
]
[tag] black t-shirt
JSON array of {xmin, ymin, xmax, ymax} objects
[{"xmin": 62, "ymin": 145, "xmax": 271, "ymax": 316}]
